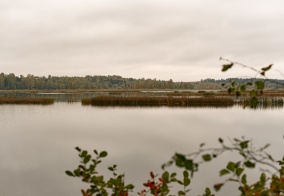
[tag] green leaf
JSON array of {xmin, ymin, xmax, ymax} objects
[
  {"xmin": 185, "ymin": 159, "xmax": 194, "ymax": 171},
  {"xmin": 177, "ymin": 180, "xmax": 183, "ymax": 185},
  {"xmin": 183, "ymin": 170, "xmax": 189, "ymax": 178},
  {"xmin": 205, "ymin": 187, "xmax": 211, "ymax": 196},
  {"xmin": 79, "ymin": 165, "xmax": 86, "ymax": 170},
  {"xmin": 93, "ymin": 150, "xmax": 98, "ymax": 155},
  {"xmin": 239, "ymin": 152, "xmax": 247, "ymax": 158},
  {"xmin": 241, "ymin": 174, "xmax": 247, "ymax": 184},
  {"xmin": 65, "ymin": 170, "xmax": 74, "ymax": 176},
  {"xmin": 95, "ymin": 175, "xmax": 104, "ymax": 183},
  {"xmin": 260, "ymin": 173, "xmax": 266, "ymax": 183},
  {"xmin": 228, "ymin": 178, "xmax": 239, "ymax": 182},
  {"xmin": 226, "ymin": 162, "xmax": 235, "ymax": 172},
  {"xmin": 214, "ymin": 183, "xmax": 224, "ymax": 191},
  {"xmin": 125, "ymin": 184, "xmax": 135, "ymax": 190},
  {"xmin": 236, "ymin": 168, "xmax": 244, "ymax": 177},
  {"xmin": 75, "ymin": 147, "xmax": 81, "ymax": 152},
  {"xmin": 266, "ymin": 153, "xmax": 274, "ymax": 161},
  {"xmin": 99, "ymin": 151, "xmax": 108, "ymax": 158},
  {"xmin": 83, "ymin": 155, "xmax": 90, "ymax": 164},
  {"xmin": 170, "ymin": 172, "xmax": 177, "ymax": 178},
  {"xmin": 89, "ymin": 165, "xmax": 95, "ymax": 172},
  {"xmin": 202, "ymin": 154, "xmax": 212, "ymax": 162},
  {"xmin": 255, "ymin": 81, "xmax": 265, "ymax": 90},
  {"xmin": 200, "ymin": 143, "xmax": 205, "ymax": 148},
  {"xmin": 240, "ymin": 141, "xmax": 249, "ymax": 149},
  {"xmin": 178, "ymin": 191, "xmax": 185, "ymax": 195},
  {"xmin": 74, "ymin": 168, "xmax": 81, "ymax": 176},
  {"xmin": 244, "ymin": 161, "xmax": 255, "ymax": 168},
  {"xmin": 260, "ymin": 71, "xmax": 265, "ymax": 76},
  {"xmin": 183, "ymin": 177, "xmax": 191, "ymax": 187},
  {"xmin": 261, "ymin": 64, "xmax": 273, "ymax": 71},
  {"xmin": 175, "ymin": 153, "xmax": 186, "ymax": 168},
  {"xmin": 162, "ymin": 171, "xmax": 170, "ymax": 183},
  {"xmin": 219, "ymin": 169, "xmax": 230, "ymax": 176},
  {"xmin": 218, "ymin": 138, "xmax": 223, "ymax": 144},
  {"xmin": 81, "ymin": 150, "xmax": 88, "ymax": 158},
  {"xmin": 222, "ymin": 63, "xmax": 234, "ymax": 72}
]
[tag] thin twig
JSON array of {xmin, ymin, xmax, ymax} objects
[
  {"xmin": 275, "ymin": 69, "xmax": 284, "ymax": 78},
  {"xmin": 220, "ymin": 57, "xmax": 284, "ymax": 87},
  {"xmin": 220, "ymin": 57, "xmax": 267, "ymax": 79}
]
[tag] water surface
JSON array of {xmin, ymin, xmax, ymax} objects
[{"xmin": 0, "ymin": 103, "xmax": 283, "ymax": 195}]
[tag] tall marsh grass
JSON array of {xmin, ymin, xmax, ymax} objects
[
  {"xmin": 240, "ymin": 97, "xmax": 284, "ymax": 109},
  {"xmin": 82, "ymin": 96, "xmax": 234, "ymax": 107},
  {"xmin": 0, "ymin": 97, "xmax": 54, "ymax": 105}
]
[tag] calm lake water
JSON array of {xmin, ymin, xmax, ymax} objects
[{"xmin": 0, "ymin": 103, "xmax": 283, "ymax": 196}]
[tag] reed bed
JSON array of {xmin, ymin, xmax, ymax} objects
[
  {"xmin": 109, "ymin": 92, "xmax": 122, "ymax": 95},
  {"xmin": 66, "ymin": 98, "xmax": 78, "ymax": 103},
  {"xmin": 82, "ymin": 96, "xmax": 234, "ymax": 107},
  {"xmin": 166, "ymin": 93, "xmax": 193, "ymax": 96},
  {"xmin": 0, "ymin": 97, "xmax": 54, "ymax": 105},
  {"xmin": 217, "ymin": 91, "xmax": 284, "ymax": 97},
  {"xmin": 166, "ymin": 92, "xmax": 215, "ymax": 97},
  {"xmin": 239, "ymin": 97, "xmax": 284, "ymax": 109},
  {"xmin": 260, "ymin": 93, "xmax": 284, "ymax": 97}
]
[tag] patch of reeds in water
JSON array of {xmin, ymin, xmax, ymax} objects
[
  {"xmin": 166, "ymin": 93, "xmax": 195, "ymax": 96},
  {"xmin": 82, "ymin": 96, "xmax": 234, "ymax": 107},
  {"xmin": 66, "ymin": 98, "xmax": 78, "ymax": 103},
  {"xmin": 0, "ymin": 97, "xmax": 54, "ymax": 105},
  {"xmin": 239, "ymin": 97, "xmax": 284, "ymax": 109}
]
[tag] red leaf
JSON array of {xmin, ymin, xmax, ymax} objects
[
  {"xmin": 81, "ymin": 190, "xmax": 91, "ymax": 196},
  {"xmin": 159, "ymin": 178, "xmax": 166, "ymax": 184},
  {"xmin": 150, "ymin": 171, "xmax": 155, "ymax": 179}
]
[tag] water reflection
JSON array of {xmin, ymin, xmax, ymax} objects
[{"xmin": 0, "ymin": 103, "xmax": 283, "ymax": 196}]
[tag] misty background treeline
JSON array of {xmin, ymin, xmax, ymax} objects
[{"xmin": 0, "ymin": 73, "xmax": 283, "ymax": 90}]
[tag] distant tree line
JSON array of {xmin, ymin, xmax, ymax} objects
[
  {"xmin": 0, "ymin": 73, "xmax": 194, "ymax": 90},
  {"xmin": 1, "ymin": 73, "xmax": 283, "ymax": 90},
  {"xmin": 203, "ymin": 78, "xmax": 284, "ymax": 89}
]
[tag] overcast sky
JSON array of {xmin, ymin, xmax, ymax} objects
[{"xmin": 1, "ymin": 0, "xmax": 284, "ymax": 81}]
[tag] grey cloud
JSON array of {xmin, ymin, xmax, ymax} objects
[{"xmin": 1, "ymin": 0, "xmax": 284, "ymax": 80}]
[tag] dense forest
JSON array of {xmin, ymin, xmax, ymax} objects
[
  {"xmin": 0, "ymin": 73, "xmax": 283, "ymax": 90},
  {"xmin": 0, "ymin": 73, "xmax": 194, "ymax": 90}
]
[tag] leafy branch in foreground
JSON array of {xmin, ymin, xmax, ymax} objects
[
  {"xmin": 66, "ymin": 147, "xmax": 134, "ymax": 196},
  {"xmin": 163, "ymin": 137, "xmax": 284, "ymax": 195},
  {"xmin": 66, "ymin": 147, "xmax": 191, "ymax": 196},
  {"xmin": 66, "ymin": 137, "xmax": 284, "ymax": 195},
  {"xmin": 220, "ymin": 57, "xmax": 273, "ymax": 77},
  {"xmin": 220, "ymin": 57, "xmax": 284, "ymax": 99},
  {"xmin": 139, "ymin": 171, "xmax": 191, "ymax": 196}
]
